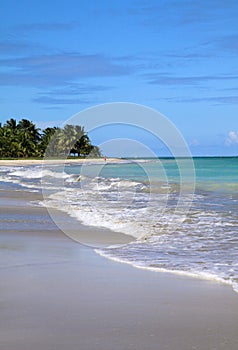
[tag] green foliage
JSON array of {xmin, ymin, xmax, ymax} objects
[{"xmin": 0, "ymin": 118, "xmax": 101, "ymax": 159}]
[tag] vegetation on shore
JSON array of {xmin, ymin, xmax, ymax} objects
[{"xmin": 0, "ymin": 118, "xmax": 101, "ymax": 159}]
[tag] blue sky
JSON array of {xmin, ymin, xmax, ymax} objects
[{"xmin": 1, "ymin": 0, "xmax": 238, "ymax": 156}]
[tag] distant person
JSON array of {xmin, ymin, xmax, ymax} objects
[{"xmin": 104, "ymin": 156, "xmax": 107, "ymax": 162}]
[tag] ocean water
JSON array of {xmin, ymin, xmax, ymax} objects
[{"xmin": 1, "ymin": 157, "xmax": 238, "ymax": 294}]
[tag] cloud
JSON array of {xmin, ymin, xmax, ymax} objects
[
  {"xmin": 128, "ymin": 0, "xmax": 237, "ymax": 27},
  {"xmin": 192, "ymin": 96, "xmax": 238, "ymax": 105},
  {"xmin": 32, "ymin": 83, "xmax": 113, "ymax": 105},
  {"xmin": 157, "ymin": 95, "xmax": 238, "ymax": 105},
  {"xmin": 30, "ymin": 80, "xmax": 114, "ymax": 106},
  {"xmin": 42, "ymin": 83, "xmax": 113, "ymax": 96},
  {"xmin": 164, "ymin": 52, "xmax": 213, "ymax": 59},
  {"xmin": 15, "ymin": 22, "xmax": 79, "ymax": 32},
  {"xmin": 146, "ymin": 74, "xmax": 238, "ymax": 86},
  {"xmin": 215, "ymin": 34, "xmax": 238, "ymax": 53},
  {"xmin": 172, "ymin": 0, "xmax": 238, "ymax": 26},
  {"xmin": 0, "ymin": 53, "xmax": 133, "ymax": 88},
  {"xmin": 33, "ymin": 96, "xmax": 93, "ymax": 105},
  {"xmin": 0, "ymin": 41, "xmax": 36, "ymax": 55},
  {"xmin": 226, "ymin": 131, "xmax": 238, "ymax": 146}
]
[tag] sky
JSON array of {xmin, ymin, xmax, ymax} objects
[{"xmin": 0, "ymin": 0, "xmax": 238, "ymax": 156}]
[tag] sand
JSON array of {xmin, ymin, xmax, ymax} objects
[
  {"xmin": 0, "ymin": 158, "xmax": 123, "ymax": 166},
  {"xmin": 0, "ymin": 182, "xmax": 238, "ymax": 349}
]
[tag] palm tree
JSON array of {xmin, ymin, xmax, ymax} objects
[
  {"xmin": 1, "ymin": 118, "xmax": 20, "ymax": 157},
  {"xmin": 63, "ymin": 124, "xmax": 77, "ymax": 155},
  {"xmin": 0, "ymin": 118, "xmax": 101, "ymax": 159},
  {"xmin": 56, "ymin": 125, "xmax": 85, "ymax": 157},
  {"xmin": 74, "ymin": 134, "xmax": 93, "ymax": 157},
  {"xmin": 40, "ymin": 127, "xmax": 58, "ymax": 156},
  {"xmin": 17, "ymin": 119, "xmax": 41, "ymax": 157},
  {"xmin": 75, "ymin": 125, "xmax": 84, "ymax": 139},
  {"xmin": 6, "ymin": 118, "xmax": 17, "ymax": 130}
]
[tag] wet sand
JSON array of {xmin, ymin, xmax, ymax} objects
[{"xmin": 1, "ymin": 188, "xmax": 238, "ymax": 349}]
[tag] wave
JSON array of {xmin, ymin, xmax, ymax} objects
[
  {"xmin": 1, "ymin": 162, "xmax": 238, "ymax": 297},
  {"xmin": 95, "ymin": 249, "xmax": 238, "ymax": 294},
  {"xmin": 9, "ymin": 167, "xmax": 72, "ymax": 180}
]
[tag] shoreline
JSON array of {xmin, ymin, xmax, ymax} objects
[
  {"xmin": 1, "ymin": 155, "xmax": 238, "ymax": 167},
  {"xmin": 1, "ymin": 160, "xmax": 238, "ymax": 292},
  {"xmin": 96, "ymin": 248, "xmax": 237, "ymax": 293},
  {"xmin": 0, "ymin": 158, "xmax": 124, "ymax": 166},
  {"xmin": 1, "ymin": 186, "xmax": 238, "ymax": 349}
]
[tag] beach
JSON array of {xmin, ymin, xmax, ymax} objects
[
  {"xmin": 0, "ymin": 158, "xmax": 122, "ymax": 167},
  {"xmin": 1, "ymin": 160, "xmax": 238, "ymax": 349}
]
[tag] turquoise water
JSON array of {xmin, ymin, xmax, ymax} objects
[
  {"xmin": 67, "ymin": 156, "xmax": 238, "ymax": 187},
  {"xmin": 101, "ymin": 157, "xmax": 238, "ymax": 186},
  {"xmin": 1, "ymin": 157, "xmax": 238, "ymax": 293}
]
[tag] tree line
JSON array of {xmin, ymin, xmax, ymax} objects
[{"xmin": 0, "ymin": 118, "xmax": 101, "ymax": 158}]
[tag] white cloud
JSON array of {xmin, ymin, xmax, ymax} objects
[{"xmin": 226, "ymin": 131, "xmax": 238, "ymax": 146}]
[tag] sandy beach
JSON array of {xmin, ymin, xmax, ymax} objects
[
  {"xmin": 0, "ymin": 158, "xmax": 123, "ymax": 167},
  {"xmin": 1, "ymin": 166, "xmax": 238, "ymax": 349}
]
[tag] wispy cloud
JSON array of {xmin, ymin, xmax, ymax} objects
[
  {"xmin": 0, "ymin": 53, "xmax": 133, "ymax": 88},
  {"xmin": 147, "ymin": 74, "xmax": 238, "ymax": 86},
  {"xmin": 33, "ymin": 82, "xmax": 111, "ymax": 105},
  {"xmin": 171, "ymin": 0, "xmax": 236, "ymax": 25},
  {"xmin": 15, "ymin": 21, "xmax": 79, "ymax": 32},
  {"xmin": 158, "ymin": 95, "xmax": 238, "ymax": 105},
  {"xmin": 215, "ymin": 34, "xmax": 238, "ymax": 53},
  {"xmin": 226, "ymin": 131, "xmax": 238, "ymax": 146},
  {"xmin": 33, "ymin": 96, "xmax": 93, "ymax": 105},
  {"xmin": 164, "ymin": 52, "xmax": 214, "ymax": 59},
  {"xmin": 191, "ymin": 96, "xmax": 238, "ymax": 105},
  {"xmin": 0, "ymin": 41, "xmax": 31, "ymax": 54},
  {"xmin": 0, "ymin": 40, "xmax": 42, "ymax": 56},
  {"xmin": 41, "ymin": 83, "xmax": 113, "ymax": 96},
  {"xmin": 129, "ymin": 0, "xmax": 238, "ymax": 27}
]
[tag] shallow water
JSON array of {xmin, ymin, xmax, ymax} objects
[{"xmin": 1, "ymin": 157, "xmax": 238, "ymax": 293}]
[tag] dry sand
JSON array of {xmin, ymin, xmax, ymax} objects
[
  {"xmin": 0, "ymin": 158, "xmax": 123, "ymax": 166},
  {"xmin": 0, "ymin": 186, "xmax": 238, "ymax": 349}
]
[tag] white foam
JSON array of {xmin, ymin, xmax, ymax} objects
[
  {"xmin": 42, "ymin": 195, "xmax": 144, "ymax": 240},
  {"xmin": 9, "ymin": 168, "xmax": 71, "ymax": 179},
  {"xmin": 3, "ymin": 162, "xmax": 237, "ymax": 297},
  {"xmin": 95, "ymin": 249, "xmax": 237, "ymax": 294}
]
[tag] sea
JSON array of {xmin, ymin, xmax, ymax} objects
[{"xmin": 1, "ymin": 157, "xmax": 238, "ymax": 294}]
